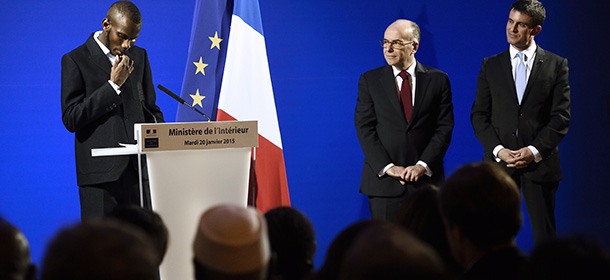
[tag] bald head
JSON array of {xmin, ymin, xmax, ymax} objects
[
  {"xmin": 387, "ymin": 20, "xmax": 421, "ymax": 43},
  {"xmin": 382, "ymin": 19, "xmax": 420, "ymax": 70}
]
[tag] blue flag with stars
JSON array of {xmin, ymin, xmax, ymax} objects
[{"xmin": 176, "ymin": 0, "xmax": 233, "ymax": 121}]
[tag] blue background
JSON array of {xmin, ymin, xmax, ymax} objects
[{"xmin": 1, "ymin": 0, "xmax": 609, "ymax": 269}]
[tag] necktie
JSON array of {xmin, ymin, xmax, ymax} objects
[
  {"xmin": 515, "ymin": 52, "xmax": 526, "ymax": 104},
  {"xmin": 399, "ymin": 70, "xmax": 412, "ymax": 122}
]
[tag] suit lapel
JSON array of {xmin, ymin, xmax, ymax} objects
[
  {"xmin": 85, "ymin": 33, "xmax": 112, "ymax": 75},
  {"xmin": 411, "ymin": 62, "xmax": 429, "ymax": 126},
  {"xmin": 522, "ymin": 46, "xmax": 546, "ymax": 104},
  {"xmin": 499, "ymin": 50, "xmax": 521, "ymax": 107},
  {"xmin": 379, "ymin": 65, "xmax": 406, "ymax": 124}
]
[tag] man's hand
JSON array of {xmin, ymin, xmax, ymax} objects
[
  {"xmin": 506, "ymin": 147, "xmax": 534, "ymax": 168},
  {"xmin": 110, "ymin": 55, "xmax": 134, "ymax": 87},
  {"xmin": 386, "ymin": 165, "xmax": 407, "ymax": 185},
  {"xmin": 401, "ymin": 164, "xmax": 426, "ymax": 182},
  {"xmin": 499, "ymin": 147, "xmax": 534, "ymax": 168},
  {"xmin": 498, "ymin": 148, "xmax": 518, "ymax": 163}
]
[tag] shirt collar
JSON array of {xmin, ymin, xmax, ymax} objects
[
  {"xmin": 391, "ymin": 59, "xmax": 417, "ymax": 77},
  {"xmin": 509, "ymin": 40, "xmax": 537, "ymax": 61},
  {"xmin": 93, "ymin": 30, "xmax": 116, "ymax": 64}
]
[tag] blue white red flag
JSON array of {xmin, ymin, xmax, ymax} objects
[{"xmin": 177, "ymin": 0, "xmax": 290, "ymax": 212}]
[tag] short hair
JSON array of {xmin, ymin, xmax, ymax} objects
[
  {"xmin": 105, "ymin": 205, "xmax": 169, "ymax": 264},
  {"xmin": 40, "ymin": 220, "xmax": 158, "ymax": 280},
  {"xmin": 108, "ymin": 1, "xmax": 142, "ymax": 24},
  {"xmin": 510, "ymin": 0, "xmax": 546, "ymax": 27},
  {"xmin": 527, "ymin": 236, "xmax": 610, "ymax": 279},
  {"xmin": 439, "ymin": 162, "xmax": 522, "ymax": 250},
  {"xmin": 395, "ymin": 185, "xmax": 457, "ymax": 271},
  {"xmin": 264, "ymin": 207, "xmax": 316, "ymax": 280},
  {"xmin": 315, "ymin": 220, "xmax": 387, "ymax": 280},
  {"xmin": 338, "ymin": 221, "xmax": 445, "ymax": 280},
  {"xmin": 410, "ymin": 21, "xmax": 421, "ymax": 43},
  {"xmin": 0, "ymin": 218, "xmax": 36, "ymax": 280}
]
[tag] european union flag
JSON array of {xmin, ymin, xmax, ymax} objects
[{"xmin": 176, "ymin": 0, "xmax": 233, "ymax": 121}]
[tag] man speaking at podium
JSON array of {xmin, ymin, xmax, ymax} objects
[{"xmin": 61, "ymin": 1, "xmax": 164, "ymax": 220}]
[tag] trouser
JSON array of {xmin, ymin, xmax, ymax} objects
[
  {"xmin": 78, "ymin": 160, "xmax": 152, "ymax": 221},
  {"xmin": 513, "ymin": 174, "xmax": 559, "ymax": 245},
  {"xmin": 368, "ymin": 184, "xmax": 414, "ymax": 221}
]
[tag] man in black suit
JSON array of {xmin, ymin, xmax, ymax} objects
[
  {"xmin": 471, "ymin": 0, "xmax": 570, "ymax": 244},
  {"xmin": 61, "ymin": 1, "xmax": 164, "ymax": 220},
  {"xmin": 355, "ymin": 19, "xmax": 454, "ymax": 221}
]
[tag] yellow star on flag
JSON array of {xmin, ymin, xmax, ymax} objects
[
  {"xmin": 193, "ymin": 57, "xmax": 208, "ymax": 76},
  {"xmin": 190, "ymin": 89, "xmax": 206, "ymax": 108},
  {"xmin": 209, "ymin": 31, "xmax": 223, "ymax": 50}
]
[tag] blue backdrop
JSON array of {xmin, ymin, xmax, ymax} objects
[{"xmin": 1, "ymin": 0, "xmax": 609, "ymax": 269}]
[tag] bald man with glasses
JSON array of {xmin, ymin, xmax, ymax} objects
[{"xmin": 355, "ymin": 19, "xmax": 454, "ymax": 221}]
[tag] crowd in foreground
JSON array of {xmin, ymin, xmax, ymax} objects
[{"xmin": 2, "ymin": 163, "xmax": 610, "ymax": 280}]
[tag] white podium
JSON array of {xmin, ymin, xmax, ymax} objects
[{"xmin": 92, "ymin": 120, "xmax": 258, "ymax": 280}]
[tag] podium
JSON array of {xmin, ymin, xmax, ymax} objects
[{"xmin": 92, "ymin": 120, "xmax": 258, "ymax": 280}]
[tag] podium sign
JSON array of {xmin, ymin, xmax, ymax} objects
[{"xmin": 138, "ymin": 120, "xmax": 258, "ymax": 152}]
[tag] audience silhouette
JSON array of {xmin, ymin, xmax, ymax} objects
[
  {"xmin": 40, "ymin": 219, "xmax": 159, "ymax": 280},
  {"xmin": 264, "ymin": 206, "xmax": 316, "ymax": 280},
  {"xmin": 439, "ymin": 162, "xmax": 527, "ymax": 280},
  {"xmin": 0, "ymin": 217, "xmax": 37, "ymax": 280}
]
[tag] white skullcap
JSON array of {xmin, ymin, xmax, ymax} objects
[{"xmin": 193, "ymin": 204, "xmax": 270, "ymax": 274}]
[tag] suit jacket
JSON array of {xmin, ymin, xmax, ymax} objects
[
  {"xmin": 471, "ymin": 46, "xmax": 570, "ymax": 182},
  {"xmin": 61, "ymin": 33, "xmax": 165, "ymax": 186},
  {"xmin": 355, "ymin": 62, "xmax": 454, "ymax": 197}
]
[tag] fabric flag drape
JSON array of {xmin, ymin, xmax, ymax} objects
[
  {"xmin": 176, "ymin": 0, "xmax": 290, "ymax": 212},
  {"xmin": 176, "ymin": 0, "xmax": 232, "ymax": 121},
  {"xmin": 217, "ymin": 0, "xmax": 290, "ymax": 212}
]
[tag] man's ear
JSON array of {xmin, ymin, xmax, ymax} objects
[
  {"xmin": 102, "ymin": 18, "xmax": 111, "ymax": 31},
  {"xmin": 531, "ymin": 25, "xmax": 542, "ymax": 36}
]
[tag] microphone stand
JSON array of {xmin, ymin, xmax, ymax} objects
[{"xmin": 157, "ymin": 84, "xmax": 211, "ymax": 122}]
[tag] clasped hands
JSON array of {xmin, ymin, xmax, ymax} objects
[
  {"xmin": 110, "ymin": 54, "xmax": 134, "ymax": 87},
  {"xmin": 498, "ymin": 147, "xmax": 534, "ymax": 169},
  {"xmin": 387, "ymin": 164, "xmax": 426, "ymax": 185}
]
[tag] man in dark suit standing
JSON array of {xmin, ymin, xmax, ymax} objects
[
  {"xmin": 471, "ymin": 0, "xmax": 570, "ymax": 244},
  {"xmin": 355, "ymin": 19, "xmax": 454, "ymax": 221},
  {"xmin": 61, "ymin": 1, "xmax": 164, "ymax": 220}
]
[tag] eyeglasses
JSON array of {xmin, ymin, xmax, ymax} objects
[{"xmin": 380, "ymin": 39, "xmax": 414, "ymax": 49}]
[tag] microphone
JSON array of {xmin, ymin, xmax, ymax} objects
[
  {"xmin": 157, "ymin": 84, "xmax": 211, "ymax": 122},
  {"xmin": 138, "ymin": 82, "xmax": 158, "ymax": 123}
]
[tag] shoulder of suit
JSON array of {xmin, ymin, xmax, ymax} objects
[
  {"xmin": 361, "ymin": 65, "xmax": 391, "ymax": 77},
  {"xmin": 62, "ymin": 37, "xmax": 92, "ymax": 61},
  {"xmin": 129, "ymin": 44, "xmax": 147, "ymax": 53},
  {"xmin": 416, "ymin": 62, "xmax": 448, "ymax": 77},
  {"xmin": 484, "ymin": 49, "xmax": 509, "ymax": 61},
  {"xmin": 536, "ymin": 47, "xmax": 567, "ymax": 62}
]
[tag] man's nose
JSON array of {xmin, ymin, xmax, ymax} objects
[{"xmin": 122, "ymin": 39, "xmax": 132, "ymax": 50}]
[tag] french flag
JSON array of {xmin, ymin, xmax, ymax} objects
[
  {"xmin": 217, "ymin": 0, "xmax": 290, "ymax": 212},
  {"xmin": 177, "ymin": 0, "xmax": 290, "ymax": 212}
]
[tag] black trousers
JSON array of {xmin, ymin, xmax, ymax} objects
[
  {"xmin": 368, "ymin": 184, "xmax": 414, "ymax": 221},
  {"xmin": 513, "ymin": 174, "xmax": 559, "ymax": 245},
  {"xmin": 78, "ymin": 159, "xmax": 152, "ymax": 221}
]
